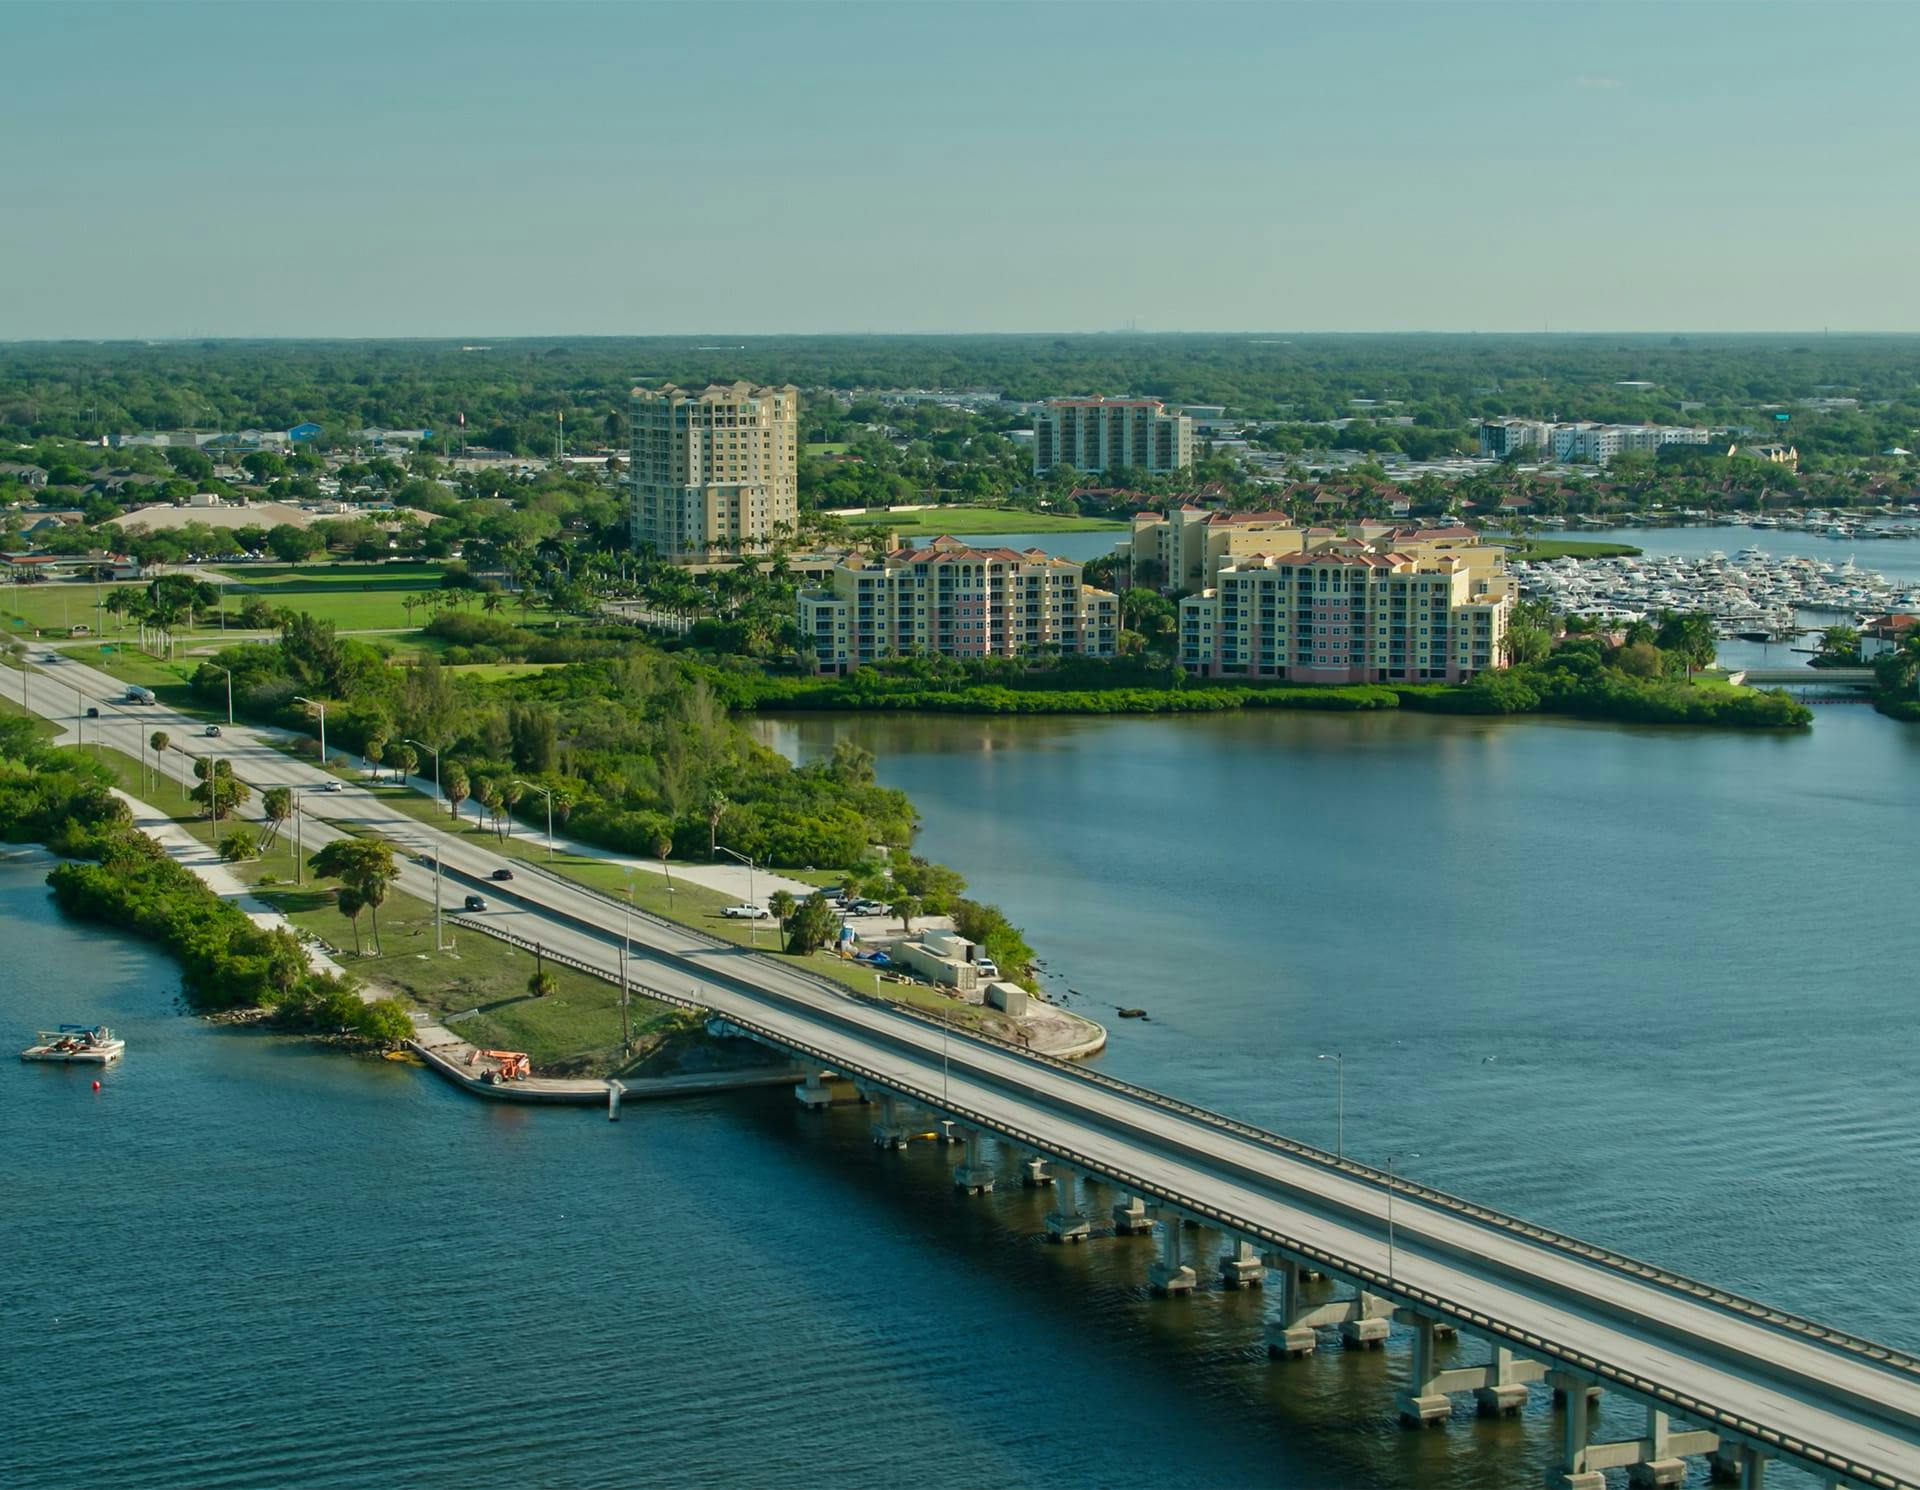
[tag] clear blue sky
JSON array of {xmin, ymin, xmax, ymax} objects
[{"xmin": 5, "ymin": 1, "xmax": 1917, "ymax": 339}]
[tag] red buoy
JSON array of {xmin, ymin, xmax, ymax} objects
[{"xmin": 92, "ymin": 1080, "xmax": 100, "ymax": 1091}]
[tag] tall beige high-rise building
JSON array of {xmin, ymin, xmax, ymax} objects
[
  {"xmin": 1033, "ymin": 396, "xmax": 1192, "ymax": 477},
  {"xmin": 629, "ymin": 381, "xmax": 799, "ymax": 556}
]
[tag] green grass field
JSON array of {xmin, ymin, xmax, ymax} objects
[
  {"xmin": 1502, "ymin": 538, "xmax": 1643, "ymax": 561},
  {"xmin": 840, "ymin": 505, "xmax": 1126, "ymax": 536},
  {"xmin": 804, "ymin": 441, "xmax": 852, "ymax": 456}
]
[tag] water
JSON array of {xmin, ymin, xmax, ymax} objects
[
  {"xmin": 760, "ymin": 706, "xmax": 1920, "ymax": 1347},
  {"xmin": 9, "ymin": 694, "xmax": 1920, "ymax": 1488}
]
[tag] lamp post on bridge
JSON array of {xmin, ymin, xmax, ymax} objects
[
  {"xmin": 1318, "ymin": 1050, "xmax": 1344, "ymax": 1159},
  {"xmin": 1386, "ymin": 1151, "xmax": 1418, "ymax": 1287}
]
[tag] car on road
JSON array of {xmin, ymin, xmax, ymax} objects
[
  {"xmin": 39, "ymin": 653, "xmax": 59, "ymax": 664},
  {"xmin": 203, "ymin": 724, "xmax": 221, "ymax": 737},
  {"xmin": 850, "ymin": 899, "xmax": 887, "ymax": 916},
  {"xmin": 84, "ymin": 706, "xmax": 100, "ymax": 718},
  {"xmin": 462, "ymin": 894, "xmax": 488, "ymax": 911},
  {"xmin": 317, "ymin": 781, "xmax": 345, "ymax": 793},
  {"xmin": 722, "ymin": 904, "xmax": 770, "ymax": 919},
  {"xmin": 490, "ymin": 868, "xmax": 514, "ymax": 881}
]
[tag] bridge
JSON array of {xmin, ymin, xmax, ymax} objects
[
  {"xmin": 9, "ymin": 656, "xmax": 1919, "ymax": 1490},
  {"xmin": 1730, "ymin": 667, "xmax": 1878, "ymax": 689}
]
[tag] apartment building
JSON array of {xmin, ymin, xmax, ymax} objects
[
  {"xmin": 1033, "ymin": 397, "xmax": 1192, "ymax": 477},
  {"xmin": 1178, "ymin": 535, "xmax": 1513, "ymax": 683},
  {"xmin": 629, "ymin": 381, "xmax": 798, "ymax": 556},
  {"xmin": 797, "ymin": 535, "xmax": 1119, "ymax": 673},
  {"xmin": 1478, "ymin": 418, "xmax": 1713, "ymax": 465},
  {"xmin": 1123, "ymin": 506, "xmax": 1306, "ymax": 590}
]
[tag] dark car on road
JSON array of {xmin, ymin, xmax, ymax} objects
[
  {"xmin": 490, "ymin": 868, "xmax": 514, "ymax": 881},
  {"xmin": 463, "ymin": 894, "xmax": 488, "ymax": 911}
]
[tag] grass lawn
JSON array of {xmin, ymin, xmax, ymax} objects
[
  {"xmin": 252, "ymin": 878, "xmax": 690, "ymax": 1075},
  {"xmin": 1, "ymin": 582, "xmax": 122, "ymax": 638},
  {"xmin": 361, "ymin": 784, "xmax": 996, "ymax": 1027},
  {"xmin": 0, "ymin": 691, "xmax": 59, "ymax": 738},
  {"xmin": 1502, "ymin": 538, "xmax": 1643, "ymax": 561},
  {"xmin": 840, "ymin": 505, "xmax": 1126, "ymax": 536},
  {"xmin": 804, "ymin": 441, "xmax": 851, "ymax": 456}
]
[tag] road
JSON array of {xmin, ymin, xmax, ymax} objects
[{"xmin": 8, "ymin": 655, "xmax": 1917, "ymax": 1488}]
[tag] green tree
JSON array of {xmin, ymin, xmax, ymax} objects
[
  {"xmin": 309, "ymin": 838, "xmax": 397, "ymax": 954},
  {"xmin": 889, "ymin": 893, "xmax": 923, "ymax": 933},
  {"xmin": 784, "ymin": 894, "xmax": 841, "ymax": 955},
  {"xmin": 768, "ymin": 889, "xmax": 797, "ymax": 925},
  {"xmin": 651, "ymin": 830, "xmax": 674, "ymax": 897},
  {"xmin": 705, "ymin": 789, "xmax": 729, "ymax": 855},
  {"xmin": 445, "ymin": 765, "xmax": 470, "ymax": 822},
  {"xmin": 528, "ymin": 968, "xmax": 557, "ymax": 999},
  {"xmin": 336, "ymin": 883, "xmax": 366, "ymax": 956},
  {"xmin": 1505, "ymin": 624, "xmax": 1552, "ymax": 666},
  {"xmin": 218, "ymin": 827, "xmax": 258, "ymax": 862},
  {"xmin": 261, "ymin": 785, "xmax": 293, "ymax": 852}
]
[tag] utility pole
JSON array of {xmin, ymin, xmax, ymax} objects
[{"xmin": 618, "ymin": 941, "xmax": 630, "ymax": 1056}]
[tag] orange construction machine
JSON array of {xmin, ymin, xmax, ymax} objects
[{"xmin": 467, "ymin": 1048, "xmax": 531, "ymax": 1083}]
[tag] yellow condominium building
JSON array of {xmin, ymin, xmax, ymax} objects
[
  {"xmin": 1178, "ymin": 535, "xmax": 1514, "ymax": 683},
  {"xmin": 797, "ymin": 535, "xmax": 1119, "ymax": 674},
  {"xmin": 1034, "ymin": 397, "xmax": 1192, "ymax": 477},
  {"xmin": 629, "ymin": 381, "xmax": 798, "ymax": 556}
]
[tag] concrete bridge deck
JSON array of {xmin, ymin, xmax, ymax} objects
[{"xmin": 11, "ymin": 657, "xmax": 1919, "ymax": 1490}]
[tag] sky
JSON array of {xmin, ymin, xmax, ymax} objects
[{"xmin": 4, "ymin": 0, "xmax": 1919, "ymax": 339}]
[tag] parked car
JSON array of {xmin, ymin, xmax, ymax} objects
[
  {"xmin": 462, "ymin": 894, "xmax": 488, "ymax": 911},
  {"xmin": 203, "ymin": 724, "xmax": 221, "ymax": 737},
  {"xmin": 722, "ymin": 904, "xmax": 770, "ymax": 920},
  {"xmin": 851, "ymin": 899, "xmax": 887, "ymax": 916},
  {"xmin": 490, "ymin": 868, "xmax": 514, "ymax": 881},
  {"xmin": 975, "ymin": 957, "xmax": 999, "ymax": 979}
]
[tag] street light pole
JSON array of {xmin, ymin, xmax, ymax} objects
[
  {"xmin": 405, "ymin": 738, "xmax": 441, "ymax": 806},
  {"xmin": 215, "ymin": 665, "xmax": 234, "ymax": 725},
  {"xmin": 1319, "ymin": 1051, "xmax": 1344, "ymax": 1159},
  {"xmin": 513, "ymin": 780, "xmax": 555, "ymax": 862},
  {"xmin": 293, "ymin": 695, "xmax": 326, "ymax": 768},
  {"xmin": 714, "ymin": 844, "xmax": 759, "ymax": 943}
]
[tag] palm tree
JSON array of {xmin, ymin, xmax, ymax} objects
[
  {"xmin": 501, "ymin": 779, "xmax": 525, "ymax": 839},
  {"xmin": 651, "ymin": 831, "xmax": 674, "ymax": 897},
  {"xmin": 890, "ymin": 894, "xmax": 923, "ymax": 934},
  {"xmin": 527, "ymin": 968, "xmax": 557, "ymax": 999},
  {"xmin": 336, "ymin": 884, "xmax": 366, "ymax": 956},
  {"xmin": 705, "ymin": 790, "xmax": 729, "ymax": 856},
  {"xmin": 261, "ymin": 785, "xmax": 293, "ymax": 852},
  {"xmin": 391, "ymin": 743, "xmax": 418, "ymax": 785},
  {"xmin": 768, "ymin": 889, "xmax": 797, "ymax": 926},
  {"xmin": 149, "ymin": 730, "xmax": 171, "ymax": 795},
  {"xmin": 364, "ymin": 734, "xmax": 386, "ymax": 782},
  {"xmin": 445, "ymin": 766, "xmax": 469, "ymax": 823}
]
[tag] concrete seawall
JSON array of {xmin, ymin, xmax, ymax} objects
[{"xmin": 408, "ymin": 1037, "xmax": 804, "ymax": 1106}]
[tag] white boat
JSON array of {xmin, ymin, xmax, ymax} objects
[{"xmin": 20, "ymin": 1025, "xmax": 125, "ymax": 1064}]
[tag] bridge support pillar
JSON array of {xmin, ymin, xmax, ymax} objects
[
  {"xmin": 950, "ymin": 1129, "xmax": 994, "ymax": 1193},
  {"xmin": 795, "ymin": 1070, "xmax": 857, "ymax": 1108},
  {"xmin": 1546, "ymin": 1371, "xmax": 1607, "ymax": 1490},
  {"xmin": 1340, "ymin": 1309, "xmax": 1390, "ymax": 1349},
  {"xmin": 1045, "ymin": 1167, "xmax": 1090, "ymax": 1243},
  {"xmin": 867, "ymin": 1091, "xmax": 910, "ymax": 1149},
  {"xmin": 1111, "ymin": 1193, "xmax": 1153, "ymax": 1234},
  {"xmin": 1219, "ymin": 1238, "xmax": 1264, "ymax": 1288},
  {"xmin": 1148, "ymin": 1209, "xmax": 1196, "ymax": 1295},
  {"xmin": 1708, "ymin": 1446, "xmax": 1768, "ymax": 1487},
  {"xmin": 1023, "ymin": 1155, "xmax": 1054, "ymax": 1188},
  {"xmin": 1266, "ymin": 1258, "xmax": 1318, "ymax": 1357},
  {"xmin": 1397, "ymin": 1314, "xmax": 1451, "ymax": 1427},
  {"xmin": 1472, "ymin": 1346, "xmax": 1541, "ymax": 1417}
]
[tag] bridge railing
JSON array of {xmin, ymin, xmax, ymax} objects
[
  {"xmin": 452, "ymin": 869, "xmax": 1920, "ymax": 1387},
  {"xmin": 696, "ymin": 1005, "xmax": 1905, "ymax": 1490}
]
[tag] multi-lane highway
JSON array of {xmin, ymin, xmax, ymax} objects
[{"xmin": 9, "ymin": 653, "xmax": 1917, "ymax": 1489}]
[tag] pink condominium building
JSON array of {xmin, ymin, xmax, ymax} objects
[{"xmin": 797, "ymin": 535, "xmax": 1119, "ymax": 674}]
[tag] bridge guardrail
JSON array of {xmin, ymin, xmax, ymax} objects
[
  {"xmin": 695, "ymin": 1004, "xmax": 1911, "ymax": 1490},
  {"xmin": 442, "ymin": 847, "xmax": 1920, "ymax": 1386}
]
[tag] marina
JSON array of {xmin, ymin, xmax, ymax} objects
[{"xmin": 1515, "ymin": 546, "xmax": 1920, "ymax": 638}]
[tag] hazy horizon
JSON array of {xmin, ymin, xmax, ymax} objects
[{"xmin": 6, "ymin": 1, "xmax": 1919, "ymax": 341}]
